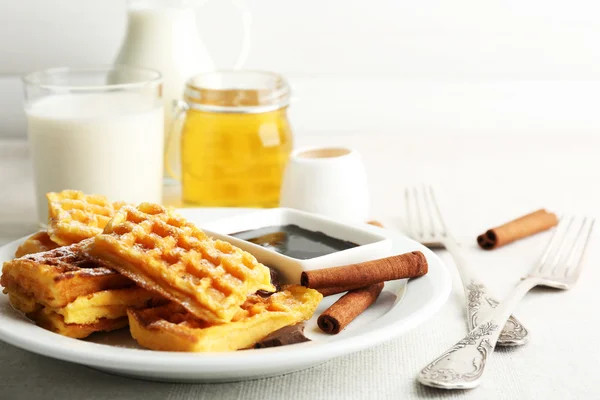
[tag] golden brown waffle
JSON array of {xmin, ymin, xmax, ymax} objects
[
  {"xmin": 88, "ymin": 203, "xmax": 274, "ymax": 323},
  {"xmin": 28, "ymin": 307, "xmax": 128, "ymax": 339},
  {"xmin": 112, "ymin": 201, "xmax": 128, "ymax": 211},
  {"xmin": 55, "ymin": 287, "xmax": 166, "ymax": 324},
  {"xmin": 7, "ymin": 291, "xmax": 42, "ymax": 314},
  {"xmin": 1, "ymin": 241, "xmax": 132, "ymax": 309},
  {"xmin": 128, "ymin": 285, "xmax": 322, "ymax": 352},
  {"xmin": 8, "ymin": 286, "xmax": 165, "ymax": 325},
  {"xmin": 14, "ymin": 231, "xmax": 60, "ymax": 258},
  {"xmin": 47, "ymin": 190, "xmax": 118, "ymax": 246}
]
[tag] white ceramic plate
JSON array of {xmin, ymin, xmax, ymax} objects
[{"xmin": 0, "ymin": 208, "xmax": 451, "ymax": 383}]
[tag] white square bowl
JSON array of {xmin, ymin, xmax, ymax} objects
[{"xmin": 202, "ymin": 208, "xmax": 393, "ymax": 283}]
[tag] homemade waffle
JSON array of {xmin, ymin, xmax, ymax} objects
[
  {"xmin": 128, "ymin": 285, "xmax": 322, "ymax": 352},
  {"xmin": 7, "ymin": 287, "xmax": 130, "ymax": 339},
  {"xmin": 14, "ymin": 231, "xmax": 60, "ymax": 258},
  {"xmin": 1, "ymin": 241, "xmax": 132, "ymax": 309},
  {"xmin": 88, "ymin": 203, "xmax": 274, "ymax": 323},
  {"xmin": 28, "ymin": 307, "xmax": 128, "ymax": 339},
  {"xmin": 7, "ymin": 291, "xmax": 41, "ymax": 314},
  {"xmin": 56, "ymin": 287, "xmax": 165, "ymax": 324},
  {"xmin": 47, "ymin": 190, "xmax": 118, "ymax": 246},
  {"xmin": 7, "ymin": 286, "xmax": 164, "ymax": 325}
]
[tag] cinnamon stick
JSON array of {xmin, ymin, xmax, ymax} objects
[
  {"xmin": 301, "ymin": 251, "xmax": 428, "ymax": 289},
  {"xmin": 477, "ymin": 209, "xmax": 558, "ymax": 250},
  {"xmin": 317, "ymin": 283, "xmax": 384, "ymax": 334},
  {"xmin": 367, "ymin": 220, "xmax": 384, "ymax": 228},
  {"xmin": 316, "ymin": 284, "xmax": 367, "ymax": 297}
]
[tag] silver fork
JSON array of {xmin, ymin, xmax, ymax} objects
[
  {"xmin": 405, "ymin": 185, "xmax": 528, "ymax": 346},
  {"xmin": 418, "ymin": 215, "xmax": 595, "ymax": 389}
]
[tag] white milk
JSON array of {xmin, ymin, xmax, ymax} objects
[
  {"xmin": 114, "ymin": 5, "xmax": 215, "ymax": 139},
  {"xmin": 27, "ymin": 92, "xmax": 164, "ymax": 222}
]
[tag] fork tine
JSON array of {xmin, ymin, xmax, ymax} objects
[
  {"xmin": 421, "ymin": 184, "xmax": 437, "ymax": 237},
  {"xmin": 563, "ymin": 218, "xmax": 595, "ymax": 279},
  {"xmin": 427, "ymin": 185, "xmax": 448, "ymax": 237},
  {"xmin": 535, "ymin": 216, "xmax": 568, "ymax": 274},
  {"xmin": 548, "ymin": 216, "xmax": 576, "ymax": 275},
  {"xmin": 404, "ymin": 188, "xmax": 413, "ymax": 236},
  {"xmin": 412, "ymin": 187, "xmax": 424, "ymax": 237}
]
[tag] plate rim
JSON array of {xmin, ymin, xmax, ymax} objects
[{"xmin": 0, "ymin": 208, "xmax": 451, "ymax": 374}]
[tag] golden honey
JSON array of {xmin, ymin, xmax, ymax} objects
[
  {"xmin": 181, "ymin": 107, "xmax": 292, "ymax": 207},
  {"xmin": 176, "ymin": 71, "xmax": 293, "ymax": 208}
]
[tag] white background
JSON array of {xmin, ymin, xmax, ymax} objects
[
  {"xmin": 2, "ymin": 0, "xmax": 600, "ymax": 139},
  {"xmin": 3, "ymin": 0, "xmax": 600, "ymax": 78}
]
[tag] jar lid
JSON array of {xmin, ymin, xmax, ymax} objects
[{"xmin": 184, "ymin": 70, "xmax": 290, "ymax": 114}]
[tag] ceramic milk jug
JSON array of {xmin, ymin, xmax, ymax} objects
[{"xmin": 114, "ymin": 0, "xmax": 251, "ymax": 140}]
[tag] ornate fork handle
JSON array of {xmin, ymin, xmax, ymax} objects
[
  {"xmin": 418, "ymin": 278, "xmax": 537, "ymax": 389},
  {"xmin": 465, "ymin": 281, "xmax": 528, "ymax": 345},
  {"xmin": 443, "ymin": 240, "xmax": 529, "ymax": 346}
]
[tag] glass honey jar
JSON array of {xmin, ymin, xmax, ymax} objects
[{"xmin": 166, "ymin": 71, "xmax": 293, "ymax": 207}]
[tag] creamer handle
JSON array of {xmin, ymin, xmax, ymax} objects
[{"xmin": 164, "ymin": 100, "xmax": 188, "ymax": 181}]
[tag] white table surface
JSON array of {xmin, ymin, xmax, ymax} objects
[{"xmin": 0, "ymin": 134, "xmax": 599, "ymax": 400}]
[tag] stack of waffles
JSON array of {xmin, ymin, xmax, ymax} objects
[{"xmin": 1, "ymin": 190, "xmax": 322, "ymax": 351}]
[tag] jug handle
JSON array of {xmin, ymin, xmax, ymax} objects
[{"xmin": 165, "ymin": 99, "xmax": 189, "ymax": 182}]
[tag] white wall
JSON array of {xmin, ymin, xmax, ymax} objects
[
  {"xmin": 3, "ymin": 0, "xmax": 600, "ymax": 78},
  {"xmin": 2, "ymin": 0, "xmax": 600, "ymax": 138}
]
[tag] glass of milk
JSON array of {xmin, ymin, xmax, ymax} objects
[{"xmin": 23, "ymin": 66, "xmax": 164, "ymax": 224}]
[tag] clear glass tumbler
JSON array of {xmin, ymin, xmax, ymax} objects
[{"xmin": 23, "ymin": 66, "xmax": 164, "ymax": 224}]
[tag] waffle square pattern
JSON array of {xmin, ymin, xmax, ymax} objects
[
  {"xmin": 88, "ymin": 203, "xmax": 275, "ymax": 323},
  {"xmin": 47, "ymin": 190, "xmax": 118, "ymax": 246}
]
